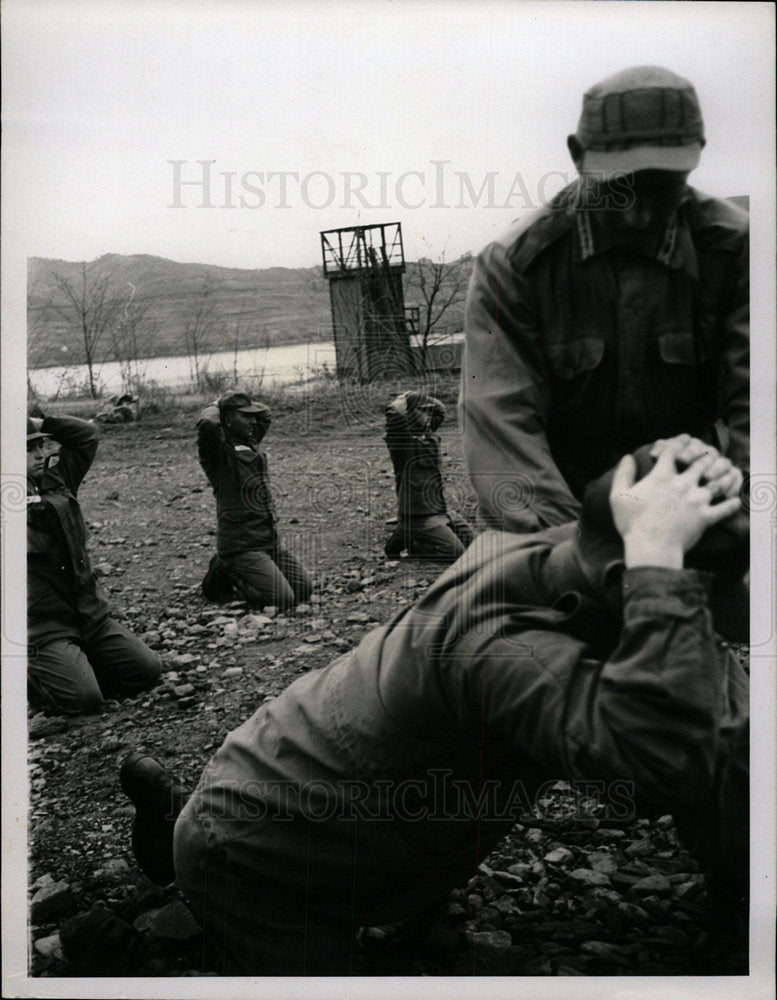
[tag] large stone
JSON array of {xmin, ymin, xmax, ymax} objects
[
  {"xmin": 647, "ymin": 925, "xmax": 689, "ymax": 949},
  {"xmin": 31, "ymin": 873, "xmax": 55, "ymax": 891},
  {"xmin": 579, "ymin": 940, "xmax": 630, "ymax": 963},
  {"xmin": 544, "ymin": 847, "xmax": 573, "ymax": 865},
  {"xmin": 588, "ymin": 851, "xmax": 618, "ymax": 875},
  {"xmin": 30, "ymin": 881, "xmax": 73, "ymax": 923},
  {"xmin": 34, "ymin": 932, "xmax": 64, "ymax": 960},
  {"xmin": 673, "ymin": 875, "xmax": 705, "ymax": 899},
  {"xmin": 506, "ymin": 862, "xmax": 534, "ymax": 879},
  {"xmin": 171, "ymin": 653, "xmax": 197, "ymax": 669},
  {"xmin": 631, "ymin": 874, "xmax": 672, "ymax": 896},
  {"xmin": 100, "ymin": 858, "xmax": 129, "ymax": 876},
  {"xmin": 594, "ymin": 827, "xmax": 627, "ymax": 841},
  {"xmin": 539, "ymin": 919, "xmax": 602, "ymax": 942},
  {"xmin": 493, "ymin": 869, "xmax": 524, "ymax": 889},
  {"xmin": 625, "ymin": 838, "xmax": 655, "ymax": 857},
  {"xmin": 568, "ymin": 868, "xmax": 612, "ymax": 888},
  {"xmin": 493, "ymin": 894, "xmax": 518, "ymax": 914},
  {"xmin": 133, "ymin": 901, "xmax": 201, "ymax": 941},
  {"xmin": 464, "ymin": 929, "xmax": 512, "ymax": 951}
]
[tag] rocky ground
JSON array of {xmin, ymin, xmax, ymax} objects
[{"xmin": 26, "ymin": 392, "xmax": 748, "ymax": 978}]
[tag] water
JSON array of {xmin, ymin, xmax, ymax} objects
[
  {"xmin": 28, "ymin": 334, "xmax": 463, "ymax": 398},
  {"xmin": 28, "ymin": 340, "xmax": 340, "ymax": 397}
]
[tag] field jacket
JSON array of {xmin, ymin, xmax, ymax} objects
[
  {"xmin": 461, "ymin": 182, "xmax": 750, "ymax": 533},
  {"xmin": 188, "ymin": 527, "xmax": 747, "ymax": 925},
  {"xmin": 197, "ymin": 405, "xmax": 278, "ymax": 556},
  {"xmin": 27, "ymin": 416, "xmax": 111, "ymax": 645},
  {"xmin": 384, "ymin": 401, "xmax": 447, "ymax": 521}
]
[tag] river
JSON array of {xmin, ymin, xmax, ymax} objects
[
  {"xmin": 28, "ymin": 341, "xmax": 340, "ymax": 397},
  {"xmin": 28, "ymin": 334, "xmax": 463, "ymax": 398}
]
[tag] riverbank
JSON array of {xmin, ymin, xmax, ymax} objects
[{"xmin": 28, "ymin": 337, "xmax": 464, "ymax": 401}]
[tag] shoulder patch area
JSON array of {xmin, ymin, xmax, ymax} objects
[
  {"xmin": 488, "ymin": 184, "xmax": 577, "ymax": 274},
  {"xmin": 684, "ymin": 187, "xmax": 749, "ymax": 254}
]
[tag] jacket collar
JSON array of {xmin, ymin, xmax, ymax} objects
[{"xmin": 572, "ymin": 179, "xmax": 699, "ymax": 278}]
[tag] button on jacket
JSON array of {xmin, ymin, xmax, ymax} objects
[
  {"xmin": 461, "ymin": 181, "xmax": 749, "ymax": 533},
  {"xmin": 197, "ymin": 404, "xmax": 278, "ymax": 556},
  {"xmin": 182, "ymin": 527, "xmax": 746, "ymax": 926},
  {"xmin": 27, "ymin": 416, "xmax": 110, "ymax": 645}
]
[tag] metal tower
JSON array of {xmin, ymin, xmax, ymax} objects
[{"xmin": 320, "ymin": 222, "xmax": 417, "ymax": 382}]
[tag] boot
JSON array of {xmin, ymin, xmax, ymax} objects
[
  {"xmin": 120, "ymin": 751, "xmax": 189, "ymax": 886},
  {"xmin": 201, "ymin": 554, "xmax": 235, "ymax": 602},
  {"xmin": 384, "ymin": 525, "xmax": 406, "ymax": 557}
]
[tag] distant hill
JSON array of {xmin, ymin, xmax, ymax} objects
[
  {"xmin": 27, "ymin": 252, "xmax": 472, "ymax": 370},
  {"xmin": 27, "ymin": 254, "xmax": 333, "ymax": 369}
]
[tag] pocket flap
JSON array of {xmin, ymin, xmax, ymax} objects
[
  {"xmin": 546, "ymin": 337, "xmax": 604, "ymax": 378},
  {"xmin": 658, "ymin": 331, "xmax": 698, "ymax": 365}
]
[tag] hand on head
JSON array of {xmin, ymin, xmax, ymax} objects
[
  {"xmin": 648, "ymin": 435, "xmax": 743, "ymax": 501},
  {"xmin": 610, "ymin": 436, "xmax": 742, "ymax": 569}
]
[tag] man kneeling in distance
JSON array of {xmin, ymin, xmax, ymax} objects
[{"xmin": 121, "ymin": 434, "xmax": 748, "ymax": 975}]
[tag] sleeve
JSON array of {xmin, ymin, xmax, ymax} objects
[
  {"xmin": 459, "ymin": 241, "xmax": 581, "ymax": 533},
  {"xmin": 452, "ymin": 567, "xmax": 730, "ymax": 809},
  {"xmin": 40, "ymin": 415, "xmax": 99, "ymax": 493},
  {"xmin": 385, "ymin": 399, "xmax": 413, "ymax": 488},
  {"xmin": 717, "ymin": 228, "xmax": 749, "ymax": 474},
  {"xmin": 197, "ymin": 404, "xmax": 226, "ymax": 490},
  {"xmin": 253, "ymin": 403, "xmax": 272, "ymax": 445},
  {"xmin": 254, "ymin": 403, "xmax": 272, "ymax": 426}
]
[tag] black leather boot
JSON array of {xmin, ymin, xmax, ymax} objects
[
  {"xmin": 120, "ymin": 751, "xmax": 190, "ymax": 886},
  {"xmin": 201, "ymin": 553, "xmax": 235, "ymax": 601}
]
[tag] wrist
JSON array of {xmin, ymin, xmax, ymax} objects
[{"xmin": 623, "ymin": 534, "xmax": 684, "ymax": 570}]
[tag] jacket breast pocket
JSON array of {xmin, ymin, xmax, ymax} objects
[
  {"xmin": 545, "ymin": 337, "xmax": 604, "ymax": 379},
  {"xmin": 657, "ymin": 329, "xmax": 703, "ymax": 367}
]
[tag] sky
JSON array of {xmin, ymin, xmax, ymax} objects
[{"xmin": 2, "ymin": 0, "xmax": 774, "ymax": 271}]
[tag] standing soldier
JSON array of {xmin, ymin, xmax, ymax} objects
[{"xmin": 461, "ymin": 66, "xmax": 749, "ymax": 533}]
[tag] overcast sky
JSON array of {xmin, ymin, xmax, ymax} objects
[{"xmin": 3, "ymin": 0, "xmax": 774, "ymax": 270}]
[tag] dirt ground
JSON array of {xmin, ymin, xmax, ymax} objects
[{"xmin": 27, "ymin": 392, "xmax": 747, "ymax": 978}]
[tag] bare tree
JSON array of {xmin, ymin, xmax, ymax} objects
[
  {"xmin": 181, "ymin": 278, "xmax": 223, "ymax": 390},
  {"xmin": 110, "ymin": 284, "xmax": 158, "ymax": 395},
  {"xmin": 46, "ymin": 262, "xmax": 121, "ymax": 398},
  {"xmin": 226, "ymin": 311, "xmax": 273, "ymax": 391},
  {"xmin": 404, "ymin": 250, "xmax": 473, "ymax": 369},
  {"xmin": 230, "ymin": 309, "xmax": 249, "ymax": 385},
  {"xmin": 27, "ymin": 273, "xmax": 52, "ymax": 399}
]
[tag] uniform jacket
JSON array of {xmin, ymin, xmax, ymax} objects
[
  {"xmin": 461, "ymin": 182, "xmax": 750, "ymax": 532},
  {"xmin": 197, "ymin": 404, "xmax": 278, "ymax": 556},
  {"xmin": 27, "ymin": 416, "xmax": 111, "ymax": 645},
  {"xmin": 384, "ymin": 398, "xmax": 447, "ymax": 520},
  {"xmin": 187, "ymin": 527, "xmax": 747, "ymax": 925}
]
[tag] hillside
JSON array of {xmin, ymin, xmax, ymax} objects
[
  {"xmin": 27, "ymin": 252, "xmax": 472, "ymax": 371},
  {"xmin": 27, "ymin": 254, "xmax": 333, "ymax": 369}
]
